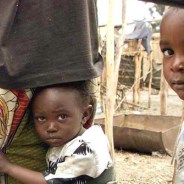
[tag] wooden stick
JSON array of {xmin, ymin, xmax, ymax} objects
[
  {"xmin": 123, "ymin": 101, "xmax": 148, "ymax": 110},
  {"xmin": 114, "ymin": 0, "xmax": 127, "ymax": 93},
  {"xmin": 105, "ymin": 0, "xmax": 115, "ymax": 159},
  {"xmin": 160, "ymin": 67, "xmax": 168, "ymax": 115},
  {"xmin": 148, "ymin": 52, "xmax": 153, "ymax": 108}
]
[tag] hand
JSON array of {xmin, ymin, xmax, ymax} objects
[{"xmin": 0, "ymin": 149, "xmax": 11, "ymax": 173}]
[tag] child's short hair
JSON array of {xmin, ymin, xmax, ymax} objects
[
  {"xmin": 32, "ymin": 80, "xmax": 94, "ymax": 106},
  {"xmin": 31, "ymin": 80, "xmax": 97, "ymax": 128}
]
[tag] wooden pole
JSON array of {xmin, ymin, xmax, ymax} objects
[
  {"xmin": 148, "ymin": 52, "xmax": 153, "ymax": 108},
  {"xmin": 138, "ymin": 53, "xmax": 143, "ymax": 104},
  {"xmin": 133, "ymin": 55, "xmax": 138, "ymax": 105},
  {"xmin": 114, "ymin": 0, "xmax": 127, "ymax": 93},
  {"xmin": 105, "ymin": 0, "xmax": 115, "ymax": 159},
  {"xmin": 133, "ymin": 39, "xmax": 143, "ymax": 104},
  {"xmin": 160, "ymin": 67, "xmax": 168, "ymax": 115},
  {"xmin": 133, "ymin": 44, "xmax": 142, "ymax": 106},
  {"xmin": 100, "ymin": 68, "xmax": 106, "ymax": 113}
]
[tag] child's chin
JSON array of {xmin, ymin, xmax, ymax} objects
[
  {"xmin": 171, "ymin": 88, "xmax": 184, "ymax": 101},
  {"xmin": 177, "ymin": 93, "xmax": 184, "ymax": 101}
]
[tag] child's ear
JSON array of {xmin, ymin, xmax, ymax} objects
[{"xmin": 81, "ymin": 105, "xmax": 93, "ymax": 125}]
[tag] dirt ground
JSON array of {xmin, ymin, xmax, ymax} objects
[
  {"xmin": 115, "ymin": 150, "xmax": 174, "ymax": 184},
  {"xmin": 122, "ymin": 88, "xmax": 183, "ymax": 117},
  {"xmin": 111, "ymin": 88, "xmax": 182, "ymax": 184}
]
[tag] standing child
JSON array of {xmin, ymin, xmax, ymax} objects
[
  {"xmin": 0, "ymin": 81, "xmax": 115, "ymax": 184},
  {"xmin": 160, "ymin": 7, "xmax": 184, "ymax": 184}
]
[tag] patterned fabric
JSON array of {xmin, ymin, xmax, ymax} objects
[
  {"xmin": 0, "ymin": 89, "xmax": 48, "ymax": 184},
  {"xmin": 44, "ymin": 125, "xmax": 113, "ymax": 184},
  {"xmin": 0, "ymin": 89, "xmax": 32, "ymax": 148}
]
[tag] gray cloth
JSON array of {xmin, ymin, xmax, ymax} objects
[
  {"xmin": 138, "ymin": 0, "xmax": 184, "ymax": 6},
  {"xmin": 0, "ymin": 0, "xmax": 103, "ymax": 89}
]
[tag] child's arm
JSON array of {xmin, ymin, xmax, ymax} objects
[{"xmin": 0, "ymin": 150, "xmax": 47, "ymax": 184}]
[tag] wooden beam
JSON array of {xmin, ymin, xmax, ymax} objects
[{"xmin": 105, "ymin": 0, "xmax": 115, "ymax": 159}]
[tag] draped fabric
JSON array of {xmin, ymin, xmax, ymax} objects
[
  {"xmin": 0, "ymin": 89, "xmax": 47, "ymax": 184},
  {"xmin": 0, "ymin": 89, "xmax": 31, "ymax": 148},
  {"xmin": 138, "ymin": 0, "xmax": 184, "ymax": 6},
  {"xmin": 0, "ymin": 0, "xmax": 103, "ymax": 89}
]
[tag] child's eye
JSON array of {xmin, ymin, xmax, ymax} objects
[
  {"xmin": 34, "ymin": 116, "xmax": 46, "ymax": 122},
  {"xmin": 58, "ymin": 114, "xmax": 67, "ymax": 121},
  {"xmin": 162, "ymin": 48, "xmax": 174, "ymax": 57}
]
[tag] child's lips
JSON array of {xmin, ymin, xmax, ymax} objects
[
  {"xmin": 172, "ymin": 81, "xmax": 184, "ymax": 90},
  {"xmin": 46, "ymin": 138, "xmax": 62, "ymax": 145},
  {"xmin": 47, "ymin": 134, "xmax": 61, "ymax": 140}
]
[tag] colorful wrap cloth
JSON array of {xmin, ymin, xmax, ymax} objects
[{"xmin": 0, "ymin": 89, "xmax": 48, "ymax": 184}]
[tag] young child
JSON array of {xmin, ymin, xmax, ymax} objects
[
  {"xmin": 160, "ymin": 7, "xmax": 184, "ymax": 184},
  {"xmin": 0, "ymin": 81, "xmax": 114, "ymax": 184}
]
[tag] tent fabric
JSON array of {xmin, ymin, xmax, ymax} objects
[
  {"xmin": 138, "ymin": 0, "xmax": 184, "ymax": 6},
  {"xmin": 0, "ymin": 0, "xmax": 103, "ymax": 89},
  {"xmin": 126, "ymin": 21, "xmax": 152, "ymax": 54}
]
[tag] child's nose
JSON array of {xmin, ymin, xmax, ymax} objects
[
  {"xmin": 171, "ymin": 56, "xmax": 184, "ymax": 72},
  {"xmin": 47, "ymin": 121, "xmax": 58, "ymax": 133}
]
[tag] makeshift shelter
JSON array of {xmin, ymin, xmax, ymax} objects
[
  {"xmin": 118, "ymin": 20, "xmax": 153, "ymax": 107},
  {"xmin": 97, "ymin": 19, "xmax": 182, "ymax": 156}
]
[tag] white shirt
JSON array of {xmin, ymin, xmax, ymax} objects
[{"xmin": 44, "ymin": 125, "xmax": 113, "ymax": 183}]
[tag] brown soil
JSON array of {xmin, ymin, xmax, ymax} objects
[
  {"xmin": 115, "ymin": 150, "xmax": 174, "ymax": 184},
  {"xmin": 113, "ymin": 88, "xmax": 182, "ymax": 184}
]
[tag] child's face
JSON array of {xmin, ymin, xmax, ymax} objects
[
  {"xmin": 160, "ymin": 9, "xmax": 184, "ymax": 100},
  {"xmin": 32, "ymin": 87, "xmax": 90, "ymax": 147}
]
